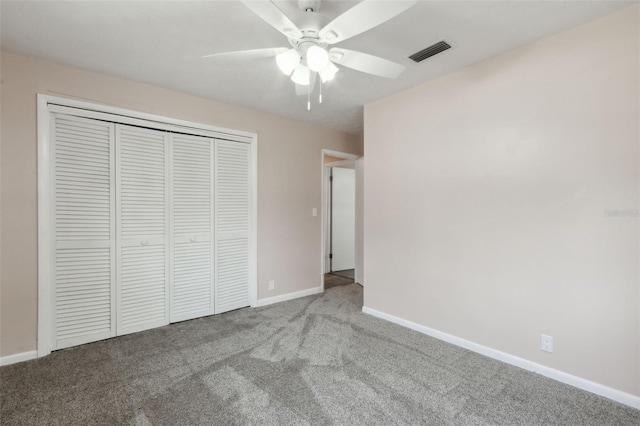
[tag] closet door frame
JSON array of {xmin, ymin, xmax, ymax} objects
[{"xmin": 37, "ymin": 94, "xmax": 258, "ymax": 358}]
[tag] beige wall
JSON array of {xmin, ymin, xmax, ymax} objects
[
  {"xmin": 0, "ymin": 51, "xmax": 362, "ymax": 357},
  {"xmin": 364, "ymin": 5, "xmax": 639, "ymax": 397}
]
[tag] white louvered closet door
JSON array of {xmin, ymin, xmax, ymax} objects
[
  {"xmin": 116, "ymin": 125, "xmax": 170, "ymax": 335},
  {"xmin": 215, "ymin": 140, "xmax": 251, "ymax": 313},
  {"xmin": 52, "ymin": 114, "xmax": 116, "ymax": 349},
  {"xmin": 170, "ymin": 134, "xmax": 214, "ymax": 322}
]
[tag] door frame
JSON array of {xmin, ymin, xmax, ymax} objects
[
  {"xmin": 320, "ymin": 149, "xmax": 362, "ymax": 291},
  {"xmin": 37, "ymin": 94, "xmax": 258, "ymax": 357},
  {"xmin": 324, "ymin": 161, "xmax": 355, "ymax": 274}
]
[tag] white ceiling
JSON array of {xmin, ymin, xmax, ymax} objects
[{"xmin": 1, "ymin": 0, "xmax": 634, "ymax": 135}]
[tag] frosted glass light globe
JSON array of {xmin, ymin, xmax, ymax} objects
[
  {"xmin": 319, "ymin": 61, "xmax": 339, "ymax": 82},
  {"xmin": 291, "ymin": 64, "xmax": 311, "ymax": 86},
  {"xmin": 306, "ymin": 46, "xmax": 329, "ymax": 72},
  {"xmin": 276, "ymin": 49, "xmax": 301, "ymax": 76}
]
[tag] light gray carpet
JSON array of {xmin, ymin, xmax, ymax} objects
[{"xmin": 1, "ymin": 284, "xmax": 638, "ymax": 425}]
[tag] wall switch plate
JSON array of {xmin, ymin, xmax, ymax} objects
[
  {"xmin": 541, "ymin": 334, "xmax": 553, "ymax": 352},
  {"xmin": 312, "ymin": 208, "xmax": 318, "ymax": 217},
  {"xmin": 268, "ymin": 280, "xmax": 275, "ymax": 291}
]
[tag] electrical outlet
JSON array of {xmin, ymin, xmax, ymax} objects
[
  {"xmin": 312, "ymin": 208, "xmax": 318, "ymax": 217},
  {"xmin": 268, "ymin": 280, "xmax": 275, "ymax": 291},
  {"xmin": 541, "ymin": 334, "xmax": 553, "ymax": 353}
]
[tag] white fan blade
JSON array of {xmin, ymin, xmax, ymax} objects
[
  {"xmin": 241, "ymin": 0, "xmax": 303, "ymax": 39},
  {"xmin": 319, "ymin": 0, "xmax": 416, "ymax": 44},
  {"xmin": 203, "ymin": 47, "xmax": 288, "ymax": 60},
  {"xmin": 329, "ymin": 48, "xmax": 405, "ymax": 79},
  {"xmin": 294, "ymin": 73, "xmax": 317, "ymax": 96}
]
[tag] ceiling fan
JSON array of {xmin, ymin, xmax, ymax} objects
[{"xmin": 204, "ymin": 0, "xmax": 416, "ymax": 109}]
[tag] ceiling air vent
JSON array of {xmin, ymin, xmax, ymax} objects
[{"xmin": 409, "ymin": 41, "xmax": 451, "ymax": 63}]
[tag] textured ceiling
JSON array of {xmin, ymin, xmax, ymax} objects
[{"xmin": 1, "ymin": 0, "xmax": 634, "ymax": 134}]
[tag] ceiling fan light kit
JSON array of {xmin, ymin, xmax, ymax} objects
[
  {"xmin": 319, "ymin": 61, "xmax": 339, "ymax": 83},
  {"xmin": 205, "ymin": 0, "xmax": 417, "ymax": 110},
  {"xmin": 306, "ymin": 45, "xmax": 329, "ymax": 72},
  {"xmin": 291, "ymin": 64, "xmax": 311, "ymax": 85},
  {"xmin": 276, "ymin": 48, "xmax": 301, "ymax": 75}
]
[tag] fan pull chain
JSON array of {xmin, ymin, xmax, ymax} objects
[
  {"xmin": 319, "ymin": 78, "xmax": 323, "ymax": 104},
  {"xmin": 307, "ymin": 79, "xmax": 311, "ymax": 111}
]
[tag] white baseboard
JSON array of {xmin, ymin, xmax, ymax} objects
[
  {"xmin": 0, "ymin": 350, "xmax": 38, "ymax": 367},
  {"xmin": 256, "ymin": 286, "xmax": 323, "ymax": 307},
  {"xmin": 362, "ymin": 306, "xmax": 640, "ymax": 410}
]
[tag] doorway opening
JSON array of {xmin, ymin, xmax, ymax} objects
[{"xmin": 321, "ymin": 150, "xmax": 362, "ymax": 291}]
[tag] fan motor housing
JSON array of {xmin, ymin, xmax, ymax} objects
[{"xmin": 289, "ymin": 28, "xmax": 327, "ymax": 52}]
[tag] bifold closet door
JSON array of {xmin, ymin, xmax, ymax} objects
[
  {"xmin": 170, "ymin": 134, "xmax": 214, "ymax": 322},
  {"xmin": 116, "ymin": 125, "xmax": 170, "ymax": 335},
  {"xmin": 50, "ymin": 113, "xmax": 252, "ymax": 349},
  {"xmin": 215, "ymin": 140, "xmax": 251, "ymax": 313},
  {"xmin": 52, "ymin": 114, "xmax": 116, "ymax": 350}
]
